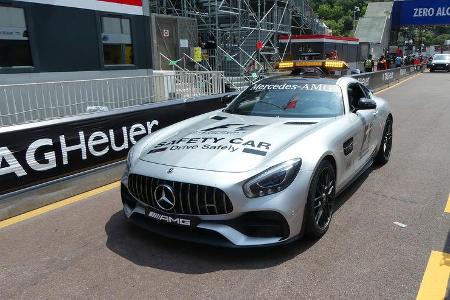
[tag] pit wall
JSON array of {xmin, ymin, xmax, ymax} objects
[{"xmin": 351, "ymin": 65, "xmax": 425, "ymax": 91}]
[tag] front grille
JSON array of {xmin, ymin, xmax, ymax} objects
[{"xmin": 127, "ymin": 174, "xmax": 233, "ymax": 215}]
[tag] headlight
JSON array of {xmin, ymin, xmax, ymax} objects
[{"xmin": 243, "ymin": 158, "xmax": 302, "ymax": 198}]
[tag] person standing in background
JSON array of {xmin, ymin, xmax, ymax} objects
[
  {"xmin": 364, "ymin": 54, "xmax": 375, "ymax": 73},
  {"xmin": 395, "ymin": 55, "xmax": 403, "ymax": 68},
  {"xmin": 377, "ymin": 55, "xmax": 387, "ymax": 71}
]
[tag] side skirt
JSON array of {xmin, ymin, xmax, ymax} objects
[{"xmin": 336, "ymin": 154, "xmax": 375, "ymax": 198}]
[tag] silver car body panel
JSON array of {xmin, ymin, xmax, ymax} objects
[{"xmin": 122, "ymin": 76, "xmax": 392, "ymax": 247}]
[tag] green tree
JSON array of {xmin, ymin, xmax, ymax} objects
[
  {"xmin": 433, "ymin": 34, "xmax": 450, "ymax": 45},
  {"xmin": 324, "ymin": 19, "xmax": 344, "ymax": 35},
  {"xmin": 309, "ymin": 0, "xmax": 367, "ymax": 36},
  {"xmin": 342, "ymin": 15, "xmax": 354, "ymax": 32},
  {"xmin": 317, "ymin": 4, "xmax": 334, "ymax": 20}
]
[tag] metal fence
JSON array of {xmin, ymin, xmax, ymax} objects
[
  {"xmin": 225, "ymin": 75, "xmax": 265, "ymax": 91},
  {"xmin": 0, "ymin": 71, "xmax": 225, "ymax": 127}
]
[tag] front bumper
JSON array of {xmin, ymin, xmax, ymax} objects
[
  {"xmin": 431, "ymin": 64, "xmax": 449, "ymax": 70},
  {"xmin": 121, "ymin": 162, "xmax": 312, "ymax": 247},
  {"xmin": 123, "ymin": 184, "xmax": 298, "ymax": 247}
]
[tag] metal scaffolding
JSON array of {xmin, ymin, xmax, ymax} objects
[{"xmin": 148, "ymin": 0, "xmax": 325, "ymax": 78}]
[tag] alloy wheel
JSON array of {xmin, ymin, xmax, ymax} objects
[
  {"xmin": 312, "ymin": 167, "xmax": 335, "ymax": 230},
  {"xmin": 383, "ymin": 119, "xmax": 393, "ymax": 160}
]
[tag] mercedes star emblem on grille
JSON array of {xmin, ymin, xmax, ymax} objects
[{"xmin": 154, "ymin": 184, "xmax": 176, "ymax": 211}]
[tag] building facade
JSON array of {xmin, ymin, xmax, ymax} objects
[{"xmin": 0, "ymin": 0, "xmax": 152, "ymax": 82}]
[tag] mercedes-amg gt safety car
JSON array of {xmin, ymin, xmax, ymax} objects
[{"xmin": 121, "ymin": 62, "xmax": 393, "ymax": 247}]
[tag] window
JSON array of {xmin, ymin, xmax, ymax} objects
[
  {"xmin": 0, "ymin": 6, "xmax": 33, "ymax": 68},
  {"xmin": 225, "ymin": 81, "xmax": 344, "ymax": 118},
  {"xmin": 101, "ymin": 17, "xmax": 134, "ymax": 65},
  {"xmin": 433, "ymin": 54, "xmax": 450, "ymax": 61},
  {"xmin": 347, "ymin": 84, "xmax": 366, "ymax": 112},
  {"xmin": 360, "ymin": 84, "xmax": 373, "ymax": 99}
]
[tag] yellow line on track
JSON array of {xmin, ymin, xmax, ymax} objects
[
  {"xmin": 417, "ymin": 251, "xmax": 450, "ymax": 300},
  {"xmin": 445, "ymin": 194, "xmax": 450, "ymax": 213},
  {"xmin": 374, "ymin": 73, "xmax": 422, "ymax": 95},
  {"xmin": 0, "ymin": 181, "xmax": 120, "ymax": 230}
]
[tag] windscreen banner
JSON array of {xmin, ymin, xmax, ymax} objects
[{"xmin": 392, "ymin": 0, "xmax": 450, "ymax": 27}]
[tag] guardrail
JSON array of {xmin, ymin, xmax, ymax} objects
[
  {"xmin": 0, "ymin": 71, "xmax": 225, "ymax": 127},
  {"xmin": 351, "ymin": 65, "xmax": 425, "ymax": 90}
]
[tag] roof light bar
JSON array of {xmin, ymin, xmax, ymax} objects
[{"xmin": 276, "ymin": 60, "xmax": 349, "ymax": 71}]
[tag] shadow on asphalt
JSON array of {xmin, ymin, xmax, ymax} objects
[
  {"xmin": 105, "ymin": 212, "xmax": 316, "ymax": 273},
  {"xmin": 104, "ymin": 166, "xmax": 374, "ymax": 274},
  {"xmin": 334, "ymin": 166, "xmax": 371, "ymax": 211}
]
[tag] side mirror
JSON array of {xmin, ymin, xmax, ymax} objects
[
  {"xmin": 221, "ymin": 94, "xmax": 236, "ymax": 104},
  {"xmin": 357, "ymin": 97, "xmax": 377, "ymax": 110}
]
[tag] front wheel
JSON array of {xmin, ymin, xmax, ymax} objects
[
  {"xmin": 304, "ymin": 160, "xmax": 336, "ymax": 239},
  {"xmin": 375, "ymin": 117, "xmax": 393, "ymax": 164}
]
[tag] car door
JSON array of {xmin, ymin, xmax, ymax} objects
[
  {"xmin": 335, "ymin": 84, "xmax": 363, "ymax": 189},
  {"xmin": 347, "ymin": 83, "xmax": 376, "ymax": 172},
  {"xmin": 360, "ymin": 84, "xmax": 383, "ymax": 152}
]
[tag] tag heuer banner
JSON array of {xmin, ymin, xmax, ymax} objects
[{"xmin": 0, "ymin": 96, "xmax": 225, "ymax": 196}]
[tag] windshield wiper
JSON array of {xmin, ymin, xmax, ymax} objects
[{"xmin": 257, "ymin": 101, "xmax": 285, "ymax": 111}]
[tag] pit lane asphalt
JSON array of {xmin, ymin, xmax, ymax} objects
[{"xmin": 1, "ymin": 72, "xmax": 449, "ymax": 299}]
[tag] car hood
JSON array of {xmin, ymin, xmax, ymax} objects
[{"xmin": 139, "ymin": 112, "xmax": 331, "ymax": 172}]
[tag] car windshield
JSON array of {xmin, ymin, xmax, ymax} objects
[
  {"xmin": 433, "ymin": 54, "xmax": 450, "ymax": 60},
  {"xmin": 225, "ymin": 81, "xmax": 344, "ymax": 118}
]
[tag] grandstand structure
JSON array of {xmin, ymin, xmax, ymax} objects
[
  {"xmin": 355, "ymin": 2, "xmax": 393, "ymax": 60},
  {"xmin": 148, "ymin": 0, "xmax": 326, "ymax": 77}
]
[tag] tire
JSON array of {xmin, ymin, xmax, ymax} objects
[
  {"xmin": 304, "ymin": 159, "xmax": 336, "ymax": 239},
  {"xmin": 375, "ymin": 116, "xmax": 393, "ymax": 164}
]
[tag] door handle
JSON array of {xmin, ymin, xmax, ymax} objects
[{"xmin": 373, "ymin": 110, "xmax": 379, "ymax": 117}]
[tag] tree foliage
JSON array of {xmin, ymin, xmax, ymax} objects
[
  {"xmin": 309, "ymin": 0, "xmax": 368, "ymax": 36},
  {"xmin": 400, "ymin": 26, "xmax": 450, "ymax": 46}
]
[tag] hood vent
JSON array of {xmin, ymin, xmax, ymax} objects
[
  {"xmin": 210, "ymin": 115, "xmax": 227, "ymax": 120},
  {"xmin": 284, "ymin": 121, "xmax": 317, "ymax": 125}
]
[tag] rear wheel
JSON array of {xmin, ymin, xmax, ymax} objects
[
  {"xmin": 375, "ymin": 117, "xmax": 393, "ymax": 164},
  {"xmin": 304, "ymin": 160, "xmax": 336, "ymax": 239}
]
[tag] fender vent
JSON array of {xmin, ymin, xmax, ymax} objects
[
  {"xmin": 210, "ymin": 116, "xmax": 227, "ymax": 120},
  {"xmin": 343, "ymin": 137, "xmax": 354, "ymax": 156}
]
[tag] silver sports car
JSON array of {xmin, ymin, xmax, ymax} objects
[{"xmin": 121, "ymin": 74, "xmax": 393, "ymax": 247}]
